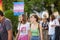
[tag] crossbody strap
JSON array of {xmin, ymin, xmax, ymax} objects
[{"xmin": 38, "ymin": 24, "xmax": 40, "ymax": 33}]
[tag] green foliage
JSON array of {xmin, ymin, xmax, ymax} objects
[
  {"xmin": 3, "ymin": 0, "xmax": 13, "ymax": 10},
  {"xmin": 25, "ymin": 0, "xmax": 43, "ymax": 12},
  {"xmin": 5, "ymin": 10, "xmax": 18, "ymax": 36},
  {"xmin": 54, "ymin": 0, "xmax": 60, "ymax": 13},
  {"xmin": 25, "ymin": 0, "xmax": 60, "ymax": 14},
  {"xmin": 3, "ymin": 0, "xmax": 20, "ymax": 11}
]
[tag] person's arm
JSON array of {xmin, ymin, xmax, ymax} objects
[
  {"xmin": 16, "ymin": 31, "xmax": 20, "ymax": 40},
  {"xmin": 51, "ymin": 20, "xmax": 60, "ymax": 27},
  {"xmin": 28, "ymin": 30, "xmax": 31, "ymax": 40},
  {"xmin": 39, "ymin": 25, "xmax": 43, "ymax": 40},
  {"xmin": 8, "ymin": 30, "xmax": 12, "ymax": 40},
  {"xmin": 5, "ymin": 20, "xmax": 12, "ymax": 40},
  {"xmin": 51, "ymin": 24, "xmax": 60, "ymax": 27},
  {"xmin": 16, "ymin": 23, "xmax": 21, "ymax": 40},
  {"xmin": 51, "ymin": 23, "xmax": 59, "ymax": 27},
  {"xmin": 27, "ymin": 23, "xmax": 31, "ymax": 40}
]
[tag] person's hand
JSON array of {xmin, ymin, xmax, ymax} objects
[
  {"xmin": 45, "ymin": 27, "xmax": 48, "ymax": 29},
  {"xmin": 16, "ymin": 36, "xmax": 18, "ymax": 40},
  {"xmin": 51, "ymin": 25, "xmax": 55, "ymax": 27},
  {"xmin": 41, "ymin": 38, "xmax": 43, "ymax": 40},
  {"xmin": 40, "ymin": 35, "xmax": 43, "ymax": 40},
  {"xmin": 42, "ymin": 27, "xmax": 44, "ymax": 30}
]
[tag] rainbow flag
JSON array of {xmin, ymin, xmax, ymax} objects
[{"xmin": 0, "ymin": 0, "xmax": 3, "ymax": 11}]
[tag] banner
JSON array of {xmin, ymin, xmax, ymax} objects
[
  {"xmin": 13, "ymin": 2, "xmax": 24, "ymax": 16},
  {"xmin": 0, "ymin": 0, "xmax": 3, "ymax": 11}
]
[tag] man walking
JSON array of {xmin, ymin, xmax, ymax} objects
[
  {"xmin": 0, "ymin": 11, "xmax": 12, "ymax": 40},
  {"xmin": 55, "ymin": 16, "xmax": 60, "ymax": 40}
]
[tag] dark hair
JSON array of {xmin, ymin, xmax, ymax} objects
[
  {"xmin": 21, "ymin": 14, "xmax": 27, "ymax": 24},
  {"xmin": 0, "ymin": 10, "xmax": 4, "ymax": 16},
  {"xmin": 50, "ymin": 15, "xmax": 55, "ymax": 21},
  {"xmin": 32, "ymin": 14, "xmax": 39, "ymax": 22}
]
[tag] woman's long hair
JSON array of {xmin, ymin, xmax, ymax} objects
[
  {"xmin": 19, "ymin": 14, "xmax": 27, "ymax": 24},
  {"xmin": 32, "ymin": 14, "xmax": 39, "ymax": 22}
]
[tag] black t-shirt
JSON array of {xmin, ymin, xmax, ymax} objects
[{"xmin": 42, "ymin": 22, "xmax": 48, "ymax": 30}]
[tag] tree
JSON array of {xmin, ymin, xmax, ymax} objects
[{"xmin": 25, "ymin": 0, "xmax": 60, "ymax": 15}]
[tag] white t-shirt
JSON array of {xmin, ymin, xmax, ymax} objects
[
  {"xmin": 54, "ymin": 19, "xmax": 60, "ymax": 26},
  {"xmin": 48, "ymin": 20, "xmax": 56, "ymax": 35},
  {"xmin": 17, "ymin": 22, "xmax": 30, "ymax": 35}
]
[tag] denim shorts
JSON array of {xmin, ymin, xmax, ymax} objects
[
  {"xmin": 49, "ymin": 34, "xmax": 55, "ymax": 40},
  {"xmin": 31, "ymin": 36, "xmax": 40, "ymax": 40}
]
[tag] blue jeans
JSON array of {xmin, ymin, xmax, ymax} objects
[
  {"xmin": 31, "ymin": 36, "xmax": 40, "ymax": 40},
  {"xmin": 49, "ymin": 34, "xmax": 55, "ymax": 40}
]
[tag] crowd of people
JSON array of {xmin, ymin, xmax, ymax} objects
[
  {"xmin": 0, "ymin": 10, "xmax": 60, "ymax": 40},
  {"xmin": 16, "ymin": 12, "xmax": 60, "ymax": 40}
]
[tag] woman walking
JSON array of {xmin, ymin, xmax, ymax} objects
[
  {"xmin": 48, "ymin": 15, "xmax": 56, "ymax": 40},
  {"xmin": 16, "ymin": 14, "xmax": 30, "ymax": 40},
  {"xmin": 29, "ymin": 14, "xmax": 43, "ymax": 40}
]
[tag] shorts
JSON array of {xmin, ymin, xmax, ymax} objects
[
  {"xmin": 31, "ymin": 36, "xmax": 40, "ymax": 40},
  {"xmin": 48, "ymin": 34, "xmax": 55, "ymax": 40}
]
